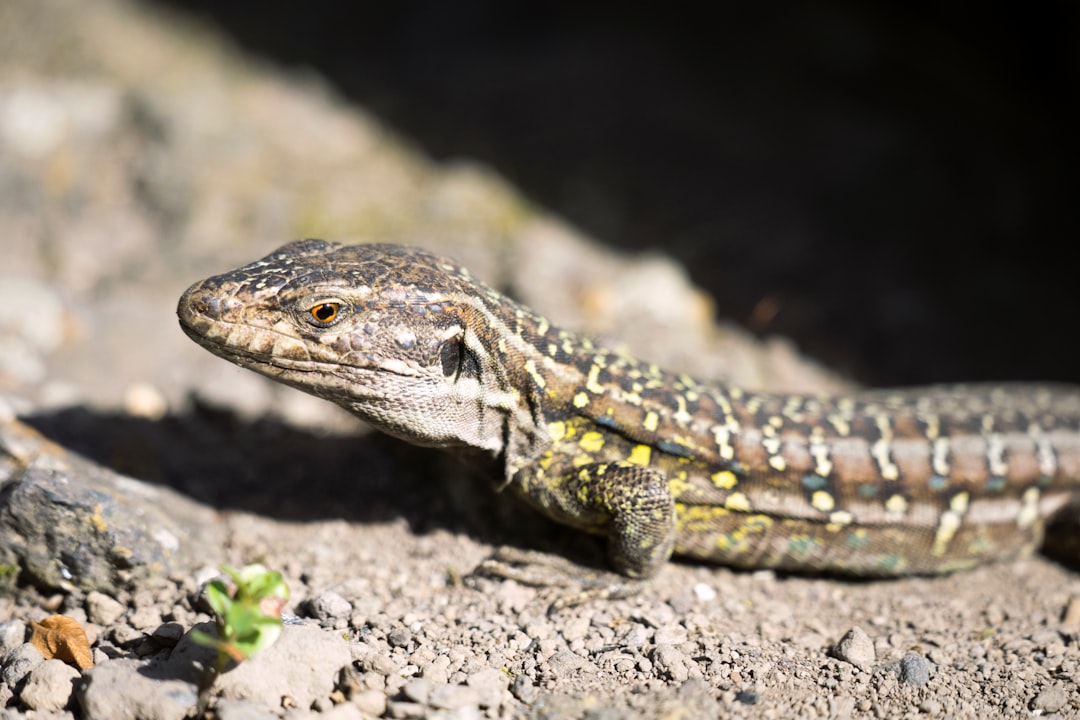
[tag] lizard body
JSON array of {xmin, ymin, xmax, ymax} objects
[{"xmin": 178, "ymin": 240, "xmax": 1080, "ymax": 582}]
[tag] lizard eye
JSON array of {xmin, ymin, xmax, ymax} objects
[
  {"xmin": 439, "ymin": 339, "xmax": 460, "ymax": 377},
  {"xmin": 307, "ymin": 302, "xmax": 342, "ymax": 326}
]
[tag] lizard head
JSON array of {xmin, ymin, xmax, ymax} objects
[{"xmin": 178, "ymin": 239, "xmax": 544, "ymax": 458}]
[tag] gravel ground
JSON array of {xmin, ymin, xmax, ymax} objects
[{"xmin": 2, "ymin": 1, "xmax": 1079, "ymax": 718}]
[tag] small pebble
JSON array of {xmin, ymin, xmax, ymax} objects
[
  {"xmin": 1062, "ymin": 596, "xmax": 1080, "ymax": 627},
  {"xmin": 428, "ymin": 683, "xmax": 481, "ymax": 710},
  {"xmin": 123, "ymin": 382, "xmax": 168, "ymax": 420},
  {"xmin": 19, "ymin": 659, "xmax": 79, "ymax": 712},
  {"xmin": 693, "ymin": 583, "xmax": 717, "ymax": 602},
  {"xmin": 2, "ymin": 643, "xmax": 44, "ymax": 689},
  {"xmin": 919, "ymin": 698, "xmax": 942, "ymax": 714},
  {"xmin": 110, "ymin": 624, "xmax": 143, "ymax": 645},
  {"xmin": 307, "ymin": 591, "xmax": 353, "ymax": 621},
  {"xmin": 735, "ymin": 689, "xmax": 759, "ymax": 705},
  {"xmin": 151, "ymin": 622, "xmax": 185, "ymax": 645},
  {"xmin": 653, "ymin": 622, "xmax": 688, "ymax": 645},
  {"xmin": 652, "ymin": 644, "xmax": 691, "ymax": 683},
  {"xmin": 359, "ymin": 652, "xmax": 398, "ymax": 676},
  {"xmin": 511, "ymin": 674, "xmax": 538, "ymax": 704},
  {"xmin": 127, "ymin": 606, "xmax": 163, "ymax": 631},
  {"xmin": 351, "ymin": 688, "xmax": 388, "ymax": 716},
  {"xmin": 467, "ymin": 667, "xmax": 509, "ymax": 708},
  {"xmin": 1030, "ymin": 686, "xmax": 1068, "ymax": 713},
  {"xmin": 401, "ymin": 677, "xmax": 432, "ymax": 704},
  {"xmin": 899, "ymin": 652, "xmax": 931, "ymax": 686},
  {"xmin": 387, "ymin": 628, "xmax": 413, "ymax": 648},
  {"xmin": 85, "ymin": 592, "xmax": 125, "ymax": 626},
  {"xmin": 0, "ymin": 621, "xmax": 27, "ymax": 654},
  {"xmin": 834, "ymin": 626, "xmax": 876, "ymax": 667}
]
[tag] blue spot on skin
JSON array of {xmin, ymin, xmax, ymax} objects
[
  {"xmin": 657, "ymin": 440, "xmax": 694, "ymax": 458},
  {"xmin": 928, "ymin": 475, "xmax": 948, "ymax": 491},
  {"xmin": 986, "ymin": 476, "xmax": 1007, "ymax": 492},
  {"xmin": 593, "ymin": 415, "xmax": 621, "ymax": 430},
  {"xmin": 858, "ymin": 484, "xmax": 880, "ymax": 497},
  {"xmin": 802, "ymin": 474, "xmax": 827, "ymax": 490},
  {"xmin": 787, "ymin": 535, "xmax": 822, "ymax": 556},
  {"xmin": 845, "ymin": 532, "xmax": 870, "ymax": 548}
]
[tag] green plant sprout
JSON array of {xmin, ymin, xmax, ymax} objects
[{"xmin": 191, "ymin": 563, "xmax": 290, "ymax": 671}]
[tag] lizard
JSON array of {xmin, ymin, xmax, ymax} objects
[{"xmin": 177, "ymin": 239, "xmax": 1080, "ymax": 600}]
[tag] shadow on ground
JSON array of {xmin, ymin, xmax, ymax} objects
[{"xmin": 19, "ymin": 404, "xmax": 595, "ymax": 564}]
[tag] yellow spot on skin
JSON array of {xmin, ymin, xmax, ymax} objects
[
  {"xmin": 643, "ymin": 411, "xmax": 659, "ymax": 432},
  {"xmin": 547, "ymin": 421, "xmax": 566, "ymax": 441},
  {"xmin": 1016, "ymin": 486, "xmax": 1040, "ymax": 528},
  {"xmin": 627, "ymin": 445, "xmax": 652, "ymax": 466},
  {"xmin": 586, "ymin": 364, "xmax": 604, "ymax": 394},
  {"xmin": 885, "ymin": 494, "xmax": 908, "ymax": 515},
  {"xmin": 579, "ymin": 431, "xmax": 605, "ymax": 453},
  {"xmin": 711, "ymin": 470, "xmax": 738, "ymax": 489},
  {"xmin": 573, "ymin": 392, "xmax": 589, "ymax": 408},
  {"xmin": 811, "ymin": 490, "xmax": 835, "ymax": 512},
  {"xmin": 768, "ymin": 455, "xmax": 787, "ymax": 472},
  {"xmin": 724, "ymin": 492, "xmax": 752, "ymax": 512},
  {"xmin": 712, "ymin": 425, "xmax": 735, "ymax": 460},
  {"xmin": 668, "ymin": 471, "xmax": 690, "ymax": 497},
  {"xmin": 932, "ymin": 437, "xmax": 950, "ymax": 477},
  {"xmin": 950, "ymin": 492, "xmax": 970, "ymax": 514},
  {"xmin": 525, "ymin": 359, "xmax": 546, "ymax": 388},
  {"xmin": 931, "ymin": 510, "xmax": 963, "ymax": 556},
  {"xmin": 828, "ymin": 414, "xmax": 851, "ymax": 436},
  {"xmin": 828, "ymin": 510, "xmax": 853, "ymax": 525},
  {"xmin": 673, "ymin": 395, "xmax": 692, "ymax": 425}
]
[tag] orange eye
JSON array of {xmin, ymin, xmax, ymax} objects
[{"xmin": 309, "ymin": 302, "xmax": 340, "ymax": 324}]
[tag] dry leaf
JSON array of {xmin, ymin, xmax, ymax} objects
[{"xmin": 29, "ymin": 615, "xmax": 94, "ymax": 669}]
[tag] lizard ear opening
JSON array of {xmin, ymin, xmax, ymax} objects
[{"xmin": 439, "ymin": 337, "xmax": 461, "ymax": 377}]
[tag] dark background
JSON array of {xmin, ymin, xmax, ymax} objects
[{"xmin": 152, "ymin": 0, "xmax": 1078, "ymax": 387}]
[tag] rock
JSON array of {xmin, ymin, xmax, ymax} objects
[
  {"xmin": 1, "ymin": 642, "xmax": 44, "ymax": 692},
  {"xmin": 0, "ymin": 620, "xmax": 26, "ymax": 654},
  {"xmin": 651, "ymin": 644, "xmax": 691, "ymax": 683},
  {"xmin": 0, "ymin": 417, "xmax": 225, "ymax": 594},
  {"xmin": 19, "ymin": 658, "xmax": 80, "ymax": 712},
  {"xmin": 351, "ymin": 688, "xmax": 388, "ymax": 716},
  {"xmin": 833, "ymin": 626, "xmax": 876, "ymax": 668},
  {"xmin": 151, "ymin": 622, "xmax": 185, "ymax": 646},
  {"xmin": 127, "ymin": 607, "xmax": 163, "ymax": 631},
  {"xmin": 653, "ymin": 622, "xmax": 689, "ymax": 645},
  {"xmin": 85, "ymin": 592, "xmax": 126, "ymax": 626},
  {"xmin": 209, "ymin": 622, "xmax": 352, "ymax": 711},
  {"xmin": 79, "ymin": 658, "xmax": 199, "ymax": 720},
  {"xmin": 306, "ymin": 590, "xmax": 352, "ymax": 622},
  {"xmin": 898, "ymin": 652, "xmax": 931, "ymax": 686},
  {"xmin": 466, "ymin": 667, "xmax": 510, "ymax": 709},
  {"xmin": 1030, "ymin": 685, "xmax": 1068, "ymax": 713},
  {"xmin": 214, "ymin": 699, "xmax": 280, "ymax": 720},
  {"xmin": 428, "ymin": 683, "xmax": 481, "ymax": 711}
]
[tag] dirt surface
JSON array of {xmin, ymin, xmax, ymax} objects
[{"xmin": 2, "ymin": 1, "xmax": 1080, "ymax": 718}]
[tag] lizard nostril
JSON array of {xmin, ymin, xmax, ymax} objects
[{"xmin": 179, "ymin": 285, "xmax": 227, "ymax": 320}]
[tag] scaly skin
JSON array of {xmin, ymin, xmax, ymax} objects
[{"xmin": 178, "ymin": 240, "xmax": 1080, "ymax": 589}]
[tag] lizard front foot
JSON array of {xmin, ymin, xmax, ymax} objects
[{"xmin": 476, "ymin": 546, "xmax": 649, "ymax": 610}]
